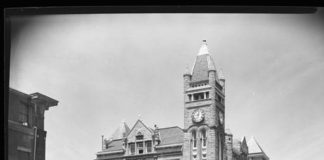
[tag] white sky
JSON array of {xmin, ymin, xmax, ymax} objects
[{"xmin": 9, "ymin": 9, "xmax": 324, "ymax": 160}]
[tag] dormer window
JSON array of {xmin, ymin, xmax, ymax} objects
[{"xmin": 136, "ymin": 132, "xmax": 144, "ymax": 140}]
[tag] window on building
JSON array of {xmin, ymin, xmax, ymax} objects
[
  {"xmin": 192, "ymin": 130, "xmax": 197, "ymax": 149},
  {"xmin": 145, "ymin": 141, "xmax": 152, "ymax": 153},
  {"xmin": 188, "ymin": 94, "xmax": 192, "ymax": 101},
  {"xmin": 137, "ymin": 142, "xmax": 144, "ymax": 154},
  {"xmin": 193, "ymin": 93, "xmax": 204, "ymax": 101},
  {"xmin": 129, "ymin": 143, "xmax": 135, "ymax": 155},
  {"xmin": 206, "ymin": 92, "xmax": 209, "ymax": 99},
  {"xmin": 136, "ymin": 132, "xmax": 144, "ymax": 140},
  {"xmin": 218, "ymin": 134, "xmax": 222, "ymax": 160},
  {"xmin": 193, "ymin": 155, "xmax": 197, "ymax": 160},
  {"xmin": 217, "ymin": 95, "xmax": 222, "ymax": 103},
  {"xmin": 202, "ymin": 153, "xmax": 207, "ymax": 159},
  {"xmin": 201, "ymin": 129, "xmax": 207, "ymax": 148}
]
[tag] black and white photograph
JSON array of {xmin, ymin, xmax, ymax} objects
[{"xmin": 6, "ymin": 6, "xmax": 324, "ymax": 160}]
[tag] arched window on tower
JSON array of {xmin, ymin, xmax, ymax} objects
[
  {"xmin": 201, "ymin": 129, "xmax": 207, "ymax": 160},
  {"xmin": 201, "ymin": 129, "xmax": 207, "ymax": 148},
  {"xmin": 191, "ymin": 130, "xmax": 198, "ymax": 160},
  {"xmin": 218, "ymin": 134, "xmax": 223, "ymax": 160},
  {"xmin": 192, "ymin": 130, "xmax": 197, "ymax": 149}
]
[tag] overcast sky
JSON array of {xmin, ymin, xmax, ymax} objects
[{"xmin": 9, "ymin": 8, "xmax": 324, "ymax": 160}]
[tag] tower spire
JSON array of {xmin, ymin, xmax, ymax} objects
[{"xmin": 190, "ymin": 40, "xmax": 217, "ymax": 82}]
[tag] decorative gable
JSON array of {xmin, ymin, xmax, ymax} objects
[{"xmin": 127, "ymin": 120, "xmax": 153, "ymax": 142}]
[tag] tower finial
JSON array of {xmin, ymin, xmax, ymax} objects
[
  {"xmin": 198, "ymin": 40, "xmax": 209, "ymax": 55},
  {"xmin": 184, "ymin": 65, "xmax": 191, "ymax": 75}
]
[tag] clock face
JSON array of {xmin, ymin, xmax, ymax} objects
[
  {"xmin": 192, "ymin": 109, "xmax": 205, "ymax": 123},
  {"xmin": 219, "ymin": 112, "xmax": 224, "ymax": 125}
]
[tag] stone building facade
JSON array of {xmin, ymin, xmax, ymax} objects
[
  {"xmin": 7, "ymin": 88, "xmax": 58, "ymax": 160},
  {"xmin": 95, "ymin": 40, "xmax": 269, "ymax": 160}
]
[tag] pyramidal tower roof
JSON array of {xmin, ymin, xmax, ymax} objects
[
  {"xmin": 109, "ymin": 121, "xmax": 131, "ymax": 140},
  {"xmin": 191, "ymin": 40, "xmax": 217, "ymax": 82},
  {"xmin": 247, "ymin": 136, "xmax": 266, "ymax": 154}
]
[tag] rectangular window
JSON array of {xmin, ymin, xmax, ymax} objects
[
  {"xmin": 217, "ymin": 95, "xmax": 222, "ymax": 102},
  {"xmin": 206, "ymin": 92, "xmax": 209, "ymax": 99},
  {"xmin": 129, "ymin": 143, "xmax": 135, "ymax": 155},
  {"xmin": 146, "ymin": 141, "xmax": 152, "ymax": 153},
  {"xmin": 136, "ymin": 135, "xmax": 144, "ymax": 140},
  {"xmin": 137, "ymin": 142, "xmax": 143, "ymax": 154},
  {"xmin": 193, "ymin": 93, "xmax": 204, "ymax": 101}
]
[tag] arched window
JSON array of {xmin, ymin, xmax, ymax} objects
[
  {"xmin": 201, "ymin": 129, "xmax": 207, "ymax": 148},
  {"xmin": 218, "ymin": 134, "xmax": 222, "ymax": 160},
  {"xmin": 192, "ymin": 130, "xmax": 197, "ymax": 149}
]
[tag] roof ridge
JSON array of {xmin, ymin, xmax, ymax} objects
[{"xmin": 158, "ymin": 126, "xmax": 182, "ymax": 130}]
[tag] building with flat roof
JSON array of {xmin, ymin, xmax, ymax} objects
[{"xmin": 8, "ymin": 88, "xmax": 58, "ymax": 160}]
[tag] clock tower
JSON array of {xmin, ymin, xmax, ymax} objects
[{"xmin": 183, "ymin": 40, "xmax": 226, "ymax": 160}]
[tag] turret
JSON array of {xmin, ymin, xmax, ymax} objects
[
  {"xmin": 153, "ymin": 124, "xmax": 160, "ymax": 145},
  {"xmin": 225, "ymin": 129, "xmax": 233, "ymax": 160},
  {"xmin": 218, "ymin": 68, "xmax": 225, "ymax": 93},
  {"xmin": 183, "ymin": 66, "xmax": 192, "ymax": 92}
]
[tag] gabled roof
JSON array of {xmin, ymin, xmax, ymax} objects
[
  {"xmin": 102, "ymin": 123, "xmax": 184, "ymax": 154},
  {"xmin": 109, "ymin": 121, "xmax": 130, "ymax": 140},
  {"xmin": 191, "ymin": 40, "xmax": 217, "ymax": 82},
  {"xmin": 157, "ymin": 126, "xmax": 184, "ymax": 146},
  {"xmin": 127, "ymin": 119, "xmax": 153, "ymax": 138},
  {"xmin": 247, "ymin": 137, "xmax": 267, "ymax": 155}
]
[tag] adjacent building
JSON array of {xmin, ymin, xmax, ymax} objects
[
  {"xmin": 8, "ymin": 88, "xmax": 58, "ymax": 160},
  {"xmin": 95, "ymin": 40, "xmax": 269, "ymax": 160}
]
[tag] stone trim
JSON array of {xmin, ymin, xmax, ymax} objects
[
  {"xmin": 155, "ymin": 143, "xmax": 183, "ymax": 148},
  {"xmin": 97, "ymin": 149, "xmax": 124, "ymax": 155},
  {"xmin": 17, "ymin": 146, "xmax": 31, "ymax": 152}
]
